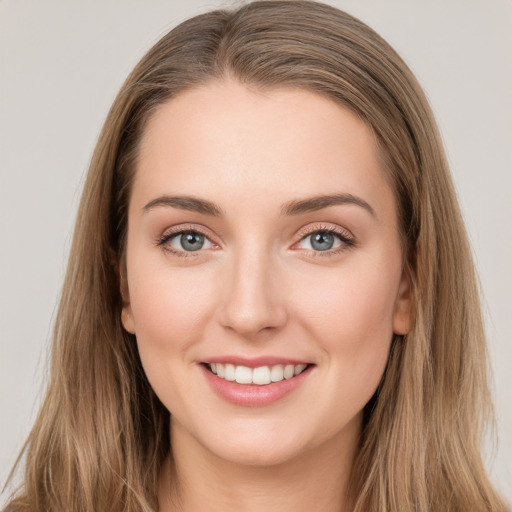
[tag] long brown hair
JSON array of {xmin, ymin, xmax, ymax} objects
[{"xmin": 4, "ymin": 1, "xmax": 508, "ymax": 511}]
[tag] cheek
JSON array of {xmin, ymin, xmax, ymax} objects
[
  {"xmin": 126, "ymin": 252, "xmax": 218, "ymax": 375},
  {"xmin": 291, "ymin": 252, "xmax": 401, "ymax": 394},
  {"xmin": 296, "ymin": 267, "xmax": 397, "ymax": 347},
  {"xmin": 127, "ymin": 254, "xmax": 223, "ymax": 416}
]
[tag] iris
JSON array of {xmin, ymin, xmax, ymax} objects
[
  {"xmin": 180, "ymin": 232, "xmax": 205, "ymax": 251},
  {"xmin": 310, "ymin": 232, "xmax": 334, "ymax": 251}
]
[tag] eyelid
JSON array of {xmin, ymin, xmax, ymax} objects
[
  {"xmin": 294, "ymin": 223, "xmax": 354, "ymax": 242},
  {"xmin": 159, "ymin": 223, "xmax": 215, "ymax": 239}
]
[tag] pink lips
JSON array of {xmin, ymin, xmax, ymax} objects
[{"xmin": 200, "ymin": 358, "xmax": 313, "ymax": 407}]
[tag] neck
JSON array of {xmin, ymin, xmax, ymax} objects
[{"xmin": 158, "ymin": 415, "xmax": 361, "ymax": 512}]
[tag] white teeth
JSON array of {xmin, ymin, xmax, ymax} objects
[
  {"xmin": 270, "ymin": 364, "xmax": 284, "ymax": 382},
  {"xmin": 252, "ymin": 366, "xmax": 271, "ymax": 385},
  {"xmin": 294, "ymin": 363, "xmax": 307, "ymax": 376},
  {"xmin": 224, "ymin": 363, "xmax": 236, "ymax": 381},
  {"xmin": 283, "ymin": 364, "xmax": 295, "ymax": 379},
  {"xmin": 208, "ymin": 362, "xmax": 308, "ymax": 385},
  {"xmin": 235, "ymin": 366, "xmax": 252, "ymax": 384}
]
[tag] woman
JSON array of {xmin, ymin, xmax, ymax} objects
[{"xmin": 3, "ymin": 1, "xmax": 509, "ymax": 511}]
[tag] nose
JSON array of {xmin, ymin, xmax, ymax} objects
[{"xmin": 217, "ymin": 247, "xmax": 288, "ymax": 339}]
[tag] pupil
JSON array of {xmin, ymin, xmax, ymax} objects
[
  {"xmin": 181, "ymin": 232, "xmax": 204, "ymax": 251},
  {"xmin": 311, "ymin": 232, "xmax": 334, "ymax": 251}
]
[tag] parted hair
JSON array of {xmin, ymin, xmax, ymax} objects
[{"xmin": 4, "ymin": 1, "xmax": 508, "ymax": 511}]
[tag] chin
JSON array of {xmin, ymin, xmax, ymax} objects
[
  {"xmin": 196, "ymin": 417, "xmax": 326, "ymax": 468},
  {"xmin": 211, "ymin": 438, "xmax": 305, "ymax": 467}
]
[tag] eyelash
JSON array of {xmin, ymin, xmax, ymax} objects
[
  {"xmin": 156, "ymin": 224, "xmax": 215, "ymax": 258},
  {"xmin": 294, "ymin": 224, "xmax": 355, "ymax": 257},
  {"xmin": 156, "ymin": 224, "xmax": 355, "ymax": 258}
]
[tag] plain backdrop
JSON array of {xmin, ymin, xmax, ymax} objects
[{"xmin": 1, "ymin": 0, "xmax": 511, "ymax": 503}]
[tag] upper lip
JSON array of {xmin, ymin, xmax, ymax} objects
[{"xmin": 201, "ymin": 356, "xmax": 312, "ymax": 368}]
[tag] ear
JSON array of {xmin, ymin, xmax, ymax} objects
[
  {"xmin": 392, "ymin": 267, "xmax": 413, "ymax": 335},
  {"xmin": 111, "ymin": 248, "xmax": 136, "ymax": 334},
  {"xmin": 120, "ymin": 274, "xmax": 136, "ymax": 335}
]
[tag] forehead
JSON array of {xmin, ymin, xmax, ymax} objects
[{"xmin": 133, "ymin": 80, "xmax": 395, "ymax": 220}]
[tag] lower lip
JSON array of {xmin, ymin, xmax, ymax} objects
[{"xmin": 200, "ymin": 364, "xmax": 313, "ymax": 407}]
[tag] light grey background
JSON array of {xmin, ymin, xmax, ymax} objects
[{"xmin": 1, "ymin": 0, "xmax": 510, "ymax": 503}]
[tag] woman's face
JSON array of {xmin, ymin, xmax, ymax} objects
[{"xmin": 122, "ymin": 81, "xmax": 411, "ymax": 466}]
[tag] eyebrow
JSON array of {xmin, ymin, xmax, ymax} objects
[
  {"xmin": 142, "ymin": 192, "xmax": 375, "ymax": 218},
  {"xmin": 142, "ymin": 196, "xmax": 223, "ymax": 216},
  {"xmin": 280, "ymin": 193, "xmax": 376, "ymax": 217}
]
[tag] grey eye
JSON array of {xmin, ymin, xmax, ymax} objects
[
  {"xmin": 295, "ymin": 230, "xmax": 345, "ymax": 252},
  {"xmin": 169, "ymin": 231, "xmax": 212, "ymax": 252},
  {"xmin": 310, "ymin": 232, "xmax": 335, "ymax": 251}
]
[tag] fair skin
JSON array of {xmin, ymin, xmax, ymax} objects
[{"xmin": 121, "ymin": 80, "xmax": 411, "ymax": 511}]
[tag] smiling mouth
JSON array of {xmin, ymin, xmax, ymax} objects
[{"xmin": 204, "ymin": 362, "xmax": 311, "ymax": 385}]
